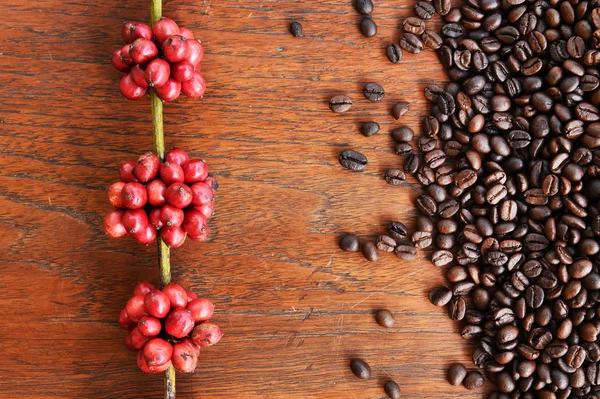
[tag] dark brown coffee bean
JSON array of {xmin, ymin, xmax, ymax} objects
[
  {"xmin": 361, "ymin": 121, "xmax": 379, "ymax": 137},
  {"xmin": 330, "ymin": 95, "xmax": 352, "ymax": 113},
  {"xmin": 385, "ymin": 169, "xmax": 406, "ymax": 186},
  {"xmin": 463, "ymin": 371, "xmax": 484, "ymax": 389},
  {"xmin": 339, "ymin": 234, "xmax": 360, "ymax": 252},
  {"xmin": 359, "ymin": 18, "xmax": 377, "ymax": 38},
  {"xmin": 403, "ymin": 17, "xmax": 425, "ymax": 35},
  {"xmin": 449, "ymin": 296, "xmax": 466, "ymax": 320},
  {"xmin": 392, "ymin": 102, "xmax": 410, "ymax": 119},
  {"xmin": 355, "ymin": 0, "xmax": 373, "ymax": 15},
  {"xmin": 388, "ymin": 221, "xmax": 407, "ymax": 241},
  {"xmin": 339, "ymin": 150, "xmax": 367, "ymax": 171},
  {"xmin": 394, "ymin": 244, "xmax": 417, "ymax": 260},
  {"xmin": 376, "ymin": 235, "xmax": 396, "ymax": 253},
  {"xmin": 384, "ymin": 380, "xmax": 401, "ymax": 399},
  {"xmin": 432, "ymin": 250, "xmax": 453, "ymax": 267},
  {"xmin": 361, "ymin": 241, "xmax": 378, "ymax": 262},
  {"xmin": 399, "ymin": 33, "xmax": 424, "ymax": 54},
  {"xmin": 289, "ymin": 22, "xmax": 303, "ymax": 37},
  {"xmin": 430, "ymin": 285, "xmax": 452, "ymax": 306},
  {"xmin": 363, "ymin": 82, "xmax": 384, "ymax": 102},
  {"xmin": 422, "ymin": 30, "xmax": 443, "ymax": 50},
  {"xmin": 448, "ymin": 363, "xmax": 468, "ymax": 386},
  {"xmin": 350, "ymin": 358, "xmax": 371, "ymax": 379},
  {"xmin": 375, "ymin": 309, "xmax": 394, "ymax": 328},
  {"xmin": 391, "ymin": 126, "xmax": 414, "ymax": 143},
  {"xmin": 415, "ymin": 1, "xmax": 435, "ymax": 19},
  {"xmin": 386, "ymin": 44, "xmax": 403, "ymax": 63},
  {"xmin": 404, "ymin": 154, "xmax": 420, "ymax": 174}
]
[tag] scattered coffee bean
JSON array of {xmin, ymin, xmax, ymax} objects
[
  {"xmin": 361, "ymin": 121, "xmax": 380, "ymax": 137},
  {"xmin": 391, "ymin": 102, "xmax": 410, "ymax": 119},
  {"xmin": 359, "ymin": 18, "xmax": 377, "ymax": 38},
  {"xmin": 355, "ymin": 0, "xmax": 373, "ymax": 15},
  {"xmin": 375, "ymin": 309, "xmax": 395, "ymax": 328},
  {"xmin": 447, "ymin": 364, "xmax": 467, "ymax": 386},
  {"xmin": 376, "ymin": 235, "xmax": 396, "ymax": 252},
  {"xmin": 364, "ymin": 82, "xmax": 385, "ymax": 102},
  {"xmin": 339, "ymin": 150, "xmax": 367, "ymax": 171},
  {"xmin": 388, "ymin": 221, "xmax": 408, "ymax": 241},
  {"xmin": 429, "ymin": 285, "xmax": 452, "ymax": 306},
  {"xmin": 361, "ymin": 241, "xmax": 378, "ymax": 262},
  {"xmin": 350, "ymin": 358, "xmax": 371, "ymax": 379},
  {"xmin": 463, "ymin": 371, "xmax": 484, "ymax": 389},
  {"xmin": 415, "ymin": 1, "xmax": 435, "ymax": 19},
  {"xmin": 394, "ymin": 244, "xmax": 416, "ymax": 260},
  {"xmin": 339, "ymin": 234, "xmax": 359, "ymax": 252},
  {"xmin": 391, "ymin": 126, "xmax": 414, "ymax": 142},
  {"xmin": 385, "ymin": 169, "xmax": 406, "ymax": 185},
  {"xmin": 386, "ymin": 44, "xmax": 403, "ymax": 63},
  {"xmin": 329, "ymin": 95, "xmax": 352, "ymax": 113},
  {"xmin": 403, "ymin": 17, "xmax": 425, "ymax": 35},
  {"xmin": 289, "ymin": 22, "xmax": 302, "ymax": 37},
  {"xmin": 399, "ymin": 33, "xmax": 423, "ymax": 54},
  {"xmin": 384, "ymin": 380, "xmax": 401, "ymax": 399}
]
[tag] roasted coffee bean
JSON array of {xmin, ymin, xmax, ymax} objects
[
  {"xmin": 375, "ymin": 309, "xmax": 395, "ymax": 328},
  {"xmin": 404, "ymin": 154, "xmax": 420, "ymax": 174},
  {"xmin": 361, "ymin": 241, "xmax": 378, "ymax": 262},
  {"xmin": 386, "ymin": 44, "xmax": 403, "ymax": 63},
  {"xmin": 463, "ymin": 371, "xmax": 485, "ymax": 389},
  {"xmin": 449, "ymin": 296, "xmax": 466, "ymax": 320},
  {"xmin": 392, "ymin": 102, "xmax": 410, "ymax": 119},
  {"xmin": 376, "ymin": 235, "xmax": 396, "ymax": 252},
  {"xmin": 330, "ymin": 95, "xmax": 352, "ymax": 113},
  {"xmin": 448, "ymin": 363, "xmax": 468, "ymax": 386},
  {"xmin": 363, "ymin": 82, "xmax": 384, "ymax": 102},
  {"xmin": 385, "ymin": 169, "xmax": 406, "ymax": 186},
  {"xmin": 350, "ymin": 358, "xmax": 371, "ymax": 379},
  {"xmin": 437, "ymin": 92, "xmax": 456, "ymax": 115},
  {"xmin": 359, "ymin": 18, "xmax": 377, "ymax": 37},
  {"xmin": 388, "ymin": 221, "xmax": 408, "ymax": 241},
  {"xmin": 403, "ymin": 17, "xmax": 425, "ymax": 35},
  {"xmin": 432, "ymin": 250, "xmax": 453, "ymax": 267},
  {"xmin": 430, "ymin": 285, "xmax": 453, "ymax": 306},
  {"xmin": 394, "ymin": 244, "xmax": 417, "ymax": 260},
  {"xmin": 422, "ymin": 30, "xmax": 443, "ymax": 50},
  {"xmin": 391, "ymin": 126, "xmax": 414, "ymax": 142},
  {"xmin": 394, "ymin": 142, "xmax": 413, "ymax": 155},
  {"xmin": 339, "ymin": 234, "xmax": 360, "ymax": 252},
  {"xmin": 384, "ymin": 381, "xmax": 401, "ymax": 399},
  {"xmin": 289, "ymin": 22, "xmax": 303, "ymax": 37},
  {"xmin": 339, "ymin": 150, "xmax": 367, "ymax": 171},
  {"xmin": 399, "ymin": 33, "xmax": 424, "ymax": 54},
  {"xmin": 355, "ymin": 0, "xmax": 374, "ymax": 15},
  {"xmin": 415, "ymin": 1, "xmax": 435, "ymax": 19},
  {"xmin": 412, "ymin": 231, "xmax": 432, "ymax": 249},
  {"xmin": 361, "ymin": 121, "xmax": 379, "ymax": 137}
]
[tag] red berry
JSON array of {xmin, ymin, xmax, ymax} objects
[
  {"xmin": 183, "ymin": 209, "xmax": 209, "ymax": 242},
  {"xmin": 196, "ymin": 201, "xmax": 214, "ymax": 220},
  {"xmin": 190, "ymin": 182, "xmax": 214, "ymax": 206},
  {"xmin": 134, "ymin": 152, "xmax": 160, "ymax": 183},
  {"xmin": 120, "ymin": 74, "xmax": 147, "ymax": 100},
  {"xmin": 179, "ymin": 27, "xmax": 195, "ymax": 40},
  {"xmin": 181, "ymin": 72, "xmax": 206, "ymax": 98},
  {"xmin": 204, "ymin": 176, "xmax": 219, "ymax": 192},
  {"xmin": 153, "ymin": 17, "xmax": 181, "ymax": 45},
  {"xmin": 144, "ymin": 290, "xmax": 171, "ymax": 318},
  {"xmin": 130, "ymin": 64, "xmax": 148, "ymax": 88},
  {"xmin": 133, "ymin": 223, "xmax": 157, "ymax": 245},
  {"xmin": 146, "ymin": 179, "xmax": 167, "ymax": 207},
  {"xmin": 152, "ymin": 360, "xmax": 173, "ymax": 373},
  {"xmin": 107, "ymin": 182, "xmax": 126, "ymax": 208},
  {"xmin": 134, "ymin": 282, "xmax": 156, "ymax": 297},
  {"xmin": 160, "ymin": 162, "xmax": 185, "ymax": 185},
  {"xmin": 171, "ymin": 339, "xmax": 199, "ymax": 373},
  {"xmin": 191, "ymin": 322, "xmax": 223, "ymax": 347},
  {"xmin": 145, "ymin": 59, "xmax": 171, "ymax": 88},
  {"xmin": 162, "ymin": 283, "xmax": 188, "ymax": 308},
  {"xmin": 161, "ymin": 226, "xmax": 187, "ymax": 248},
  {"xmin": 122, "ymin": 21, "xmax": 153, "ymax": 44},
  {"xmin": 171, "ymin": 60, "xmax": 195, "ymax": 82},
  {"xmin": 125, "ymin": 295, "xmax": 148, "ymax": 323},
  {"xmin": 165, "ymin": 308, "xmax": 195, "ymax": 338},
  {"xmin": 138, "ymin": 315, "xmax": 162, "ymax": 337},
  {"xmin": 160, "ymin": 204, "xmax": 185, "ymax": 227},
  {"xmin": 136, "ymin": 350, "xmax": 153, "ymax": 373},
  {"xmin": 165, "ymin": 148, "xmax": 190, "ymax": 167},
  {"xmin": 149, "ymin": 207, "xmax": 164, "ymax": 229},
  {"xmin": 120, "ymin": 44, "xmax": 134, "ymax": 63},
  {"xmin": 163, "ymin": 35, "xmax": 188, "ymax": 63},
  {"xmin": 126, "ymin": 327, "xmax": 150, "ymax": 351},
  {"xmin": 143, "ymin": 338, "xmax": 173, "ymax": 369},
  {"xmin": 155, "ymin": 78, "xmax": 182, "ymax": 102},
  {"xmin": 183, "ymin": 159, "xmax": 208, "ymax": 183},
  {"xmin": 184, "ymin": 39, "xmax": 203, "ymax": 67},
  {"xmin": 104, "ymin": 210, "xmax": 128, "ymax": 238},
  {"xmin": 185, "ymin": 290, "xmax": 198, "ymax": 302},
  {"xmin": 119, "ymin": 308, "xmax": 137, "ymax": 330},
  {"xmin": 166, "ymin": 183, "xmax": 193, "ymax": 208},
  {"xmin": 121, "ymin": 182, "xmax": 148, "ymax": 209},
  {"xmin": 111, "ymin": 49, "xmax": 132, "ymax": 73},
  {"xmin": 187, "ymin": 298, "xmax": 214, "ymax": 322},
  {"xmin": 130, "ymin": 38, "xmax": 158, "ymax": 64},
  {"xmin": 119, "ymin": 160, "xmax": 138, "ymax": 182},
  {"xmin": 122, "ymin": 209, "xmax": 149, "ymax": 234}
]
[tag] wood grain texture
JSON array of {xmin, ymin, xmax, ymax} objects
[{"xmin": 0, "ymin": 0, "xmax": 489, "ymax": 398}]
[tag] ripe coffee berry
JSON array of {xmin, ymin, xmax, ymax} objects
[
  {"xmin": 112, "ymin": 18, "xmax": 206, "ymax": 102},
  {"xmin": 104, "ymin": 148, "xmax": 215, "ymax": 247},
  {"xmin": 120, "ymin": 282, "xmax": 222, "ymax": 373}
]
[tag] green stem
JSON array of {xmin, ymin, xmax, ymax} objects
[{"xmin": 149, "ymin": 0, "xmax": 176, "ymax": 398}]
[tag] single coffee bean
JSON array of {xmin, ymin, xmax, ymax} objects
[
  {"xmin": 289, "ymin": 22, "xmax": 303, "ymax": 37},
  {"xmin": 422, "ymin": 30, "xmax": 443, "ymax": 50},
  {"xmin": 339, "ymin": 234, "xmax": 359, "ymax": 252},
  {"xmin": 350, "ymin": 358, "xmax": 371, "ymax": 379},
  {"xmin": 430, "ymin": 285, "xmax": 452, "ymax": 306},
  {"xmin": 403, "ymin": 17, "xmax": 425, "ymax": 35},
  {"xmin": 385, "ymin": 169, "xmax": 406, "ymax": 185},
  {"xmin": 359, "ymin": 18, "xmax": 377, "ymax": 38},
  {"xmin": 391, "ymin": 126, "xmax": 414, "ymax": 142},
  {"xmin": 376, "ymin": 235, "xmax": 396, "ymax": 252},
  {"xmin": 448, "ymin": 296, "xmax": 466, "ymax": 320},
  {"xmin": 432, "ymin": 250, "xmax": 453, "ymax": 267},
  {"xmin": 339, "ymin": 150, "xmax": 367, "ymax": 171},
  {"xmin": 448, "ymin": 363, "xmax": 468, "ymax": 385},
  {"xmin": 355, "ymin": 0, "xmax": 373, "ymax": 15},
  {"xmin": 364, "ymin": 82, "xmax": 384, "ymax": 102},
  {"xmin": 375, "ymin": 309, "xmax": 395, "ymax": 328},
  {"xmin": 399, "ymin": 33, "xmax": 424, "ymax": 54},
  {"xmin": 392, "ymin": 102, "xmax": 410, "ymax": 119},
  {"xmin": 330, "ymin": 95, "xmax": 352, "ymax": 113},
  {"xmin": 404, "ymin": 154, "xmax": 420, "ymax": 174},
  {"xmin": 384, "ymin": 380, "xmax": 401, "ymax": 399},
  {"xmin": 361, "ymin": 241, "xmax": 378, "ymax": 262},
  {"xmin": 388, "ymin": 221, "xmax": 408, "ymax": 241},
  {"xmin": 394, "ymin": 142, "xmax": 413, "ymax": 155},
  {"xmin": 433, "ymin": 0, "xmax": 451, "ymax": 15},
  {"xmin": 394, "ymin": 244, "xmax": 417, "ymax": 260},
  {"xmin": 463, "ymin": 371, "xmax": 485, "ymax": 389},
  {"xmin": 386, "ymin": 44, "xmax": 403, "ymax": 63},
  {"xmin": 361, "ymin": 121, "xmax": 380, "ymax": 137}
]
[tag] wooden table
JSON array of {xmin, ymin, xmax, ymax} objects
[{"xmin": 1, "ymin": 1, "xmax": 486, "ymax": 397}]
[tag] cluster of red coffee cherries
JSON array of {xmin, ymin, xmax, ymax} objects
[
  {"xmin": 119, "ymin": 281, "xmax": 223, "ymax": 373},
  {"xmin": 111, "ymin": 18, "xmax": 205, "ymax": 101},
  {"xmin": 103, "ymin": 147, "xmax": 216, "ymax": 248}
]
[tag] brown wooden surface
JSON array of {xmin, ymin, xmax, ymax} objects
[{"xmin": 0, "ymin": 1, "xmax": 487, "ymax": 398}]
